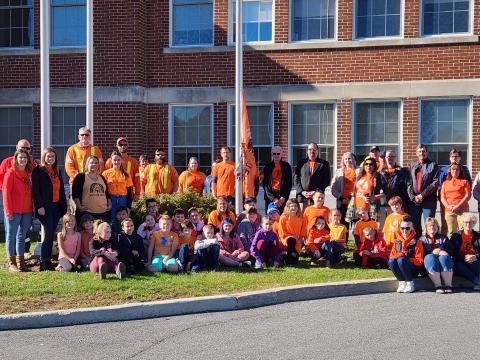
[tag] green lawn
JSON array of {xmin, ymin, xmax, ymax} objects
[{"xmin": 0, "ymin": 241, "xmax": 392, "ymax": 315}]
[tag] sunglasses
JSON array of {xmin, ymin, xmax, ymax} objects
[
  {"xmin": 79, "ymin": 133, "xmax": 90, "ymax": 137},
  {"xmin": 365, "ymin": 163, "xmax": 374, "ymax": 166},
  {"xmin": 20, "ymin": 147, "xmax": 31, "ymax": 151},
  {"xmin": 400, "ymin": 227, "xmax": 411, "ymax": 231},
  {"xmin": 272, "ymin": 152, "xmax": 281, "ymax": 155},
  {"xmin": 118, "ymin": 143, "xmax": 128, "ymax": 147}
]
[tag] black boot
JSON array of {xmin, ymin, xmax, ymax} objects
[{"xmin": 40, "ymin": 260, "xmax": 55, "ymax": 271}]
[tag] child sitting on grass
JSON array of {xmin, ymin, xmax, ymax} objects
[
  {"xmin": 147, "ymin": 215, "xmax": 180, "ymax": 274},
  {"xmin": 329, "ymin": 208, "xmax": 347, "ymax": 250},
  {"xmin": 354, "ymin": 227, "xmax": 388, "ymax": 269},
  {"xmin": 79, "ymin": 213, "xmax": 94, "ymax": 269},
  {"xmin": 216, "ymin": 217, "xmax": 251, "ymax": 268},
  {"xmin": 193, "ymin": 224, "xmax": 220, "ymax": 272},
  {"xmin": 250, "ymin": 215, "xmax": 282, "ymax": 269},
  {"xmin": 188, "ymin": 207, "xmax": 205, "ymax": 234},
  {"xmin": 382, "ymin": 196, "xmax": 407, "ymax": 251},
  {"xmin": 137, "ymin": 214, "xmax": 160, "ymax": 251},
  {"xmin": 117, "ymin": 217, "xmax": 145, "ymax": 274},
  {"xmin": 177, "ymin": 220, "xmax": 197, "ymax": 271},
  {"xmin": 89, "ymin": 221, "xmax": 126, "ymax": 280},
  {"xmin": 237, "ymin": 208, "xmax": 261, "ymax": 252},
  {"xmin": 353, "ymin": 207, "xmax": 378, "ymax": 257},
  {"xmin": 56, "ymin": 213, "xmax": 82, "ymax": 272},
  {"xmin": 307, "ymin": 215, "xmax": 345, "ymax": 268},
  {"xmin": 278, "ymin": 199, "xmax": 307, "ymax": 265}
]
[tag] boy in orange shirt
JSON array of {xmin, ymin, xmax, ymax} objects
[
  {"xmin": 353, "ymin": 207, "xmax": 378, "ymax": 255},
  {"xmin": 303, "ymin": 190, "xmax": 330, "ymax": 232},
  {"xmin": 212, "ymin": 147, "xmax": 236, "ymax": 203},
  {"xmin": 382, "ymin": 196, "xmax": 407, "ymax": 251},
  {"xmin": 148, "ymin": 216, "xmax": 180, "ymax": 273}
]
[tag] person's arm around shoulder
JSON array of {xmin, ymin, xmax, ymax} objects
[{"xmin": 2, "ymin": 169, "xmax": 14, "ymax": 220}]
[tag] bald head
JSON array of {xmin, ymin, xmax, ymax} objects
[
  {"xmin": 16, "ymin": 139, "xmax": 31, "ymax": 153},
  {"xmin": 271, "ymin": 146, "xmax": 282, "ymax": 162}
]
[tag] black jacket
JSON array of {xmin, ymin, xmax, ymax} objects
[
  {"xmin": 380, "ymin": 165, "xmax": 411, "ymax": 208},
  {"xmin": 294, "ymin": 157, "xmax": 331, "ymax": 200},
  {"xmin": 262, "ymin": 160, "xmax": 292, "ymax": 202},
  {"xmin": 449, "ymin": 231, "xmax": 480, "ymax": 261},
  {"xmin": 407, "ymin": 158, "xmax": 439, "ymax": 206},
  {"xmin": 31, "ymin": 166, "xmax": 68, "ymax": 217}
]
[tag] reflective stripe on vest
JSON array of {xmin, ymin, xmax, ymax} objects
[
  {"xmin": 73, "ymin": 146, "xmax": 96, "ymax": 173},
  {"xmin": 147, "ymin": 164, "xmax": 170, "ymax": 192},
  {"xmin": 162, "ymin": 165, "xmax": 169, "ymax": 190},
  {"xmin": 126, "ymin": 160, "xmax": 131, "ymax": 175}
]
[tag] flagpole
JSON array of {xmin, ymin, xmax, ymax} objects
[
  {"xmin": 40, "ymin": 0, "xmax": 50, "ymax": 150},
  {"xmin": 235, "ymin": 0, "xmax": 243, "ymax": 215},
  {"xmin": 86, "ymin": 0, "xmax": 94, "ymax": 142}
]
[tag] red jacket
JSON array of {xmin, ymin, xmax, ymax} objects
[
  {"xmin": 359, "ymin": 232, "xmax": 388, "ymax": 260},
  {"xmin": 0, "ymin": 156, "xmax": 37, "ymax": 189},
  {"xmin": 2, "ymin": 167, "xmax": 33, "ymax": 218}
]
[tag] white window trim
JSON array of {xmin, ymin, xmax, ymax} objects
[
  {"xmin": 228, "ymin": 0, "xmax": 276, "ymax": 45},
  {"xmin": 169, "ymin": 0, "xmax": 215, "ymax": 48},
  {"xmin": 50, "ymin": 103, "xmax": 86, "ymax": 146},
  {"xmin": 50, "ymin": 0, "xmax": 87, "ymax": 49},
  {"xmin": 352, "ymin": 0, "xmax": 405, "ymax": 40},
  {"xmin": 419, "ymin": 0, "xmax": 474, "ymax": 37},
  {"xmin": 0, "ymin": 104, "xmax": 34, "ymax": 151},
  {"xmin": 226, "ymin": 102, "xmax": 275, "ymax": 152},
  {"xmin": 351, "ymin": 99, "xmax": 403, "ymax": 164},
  {"xmin": 417, "ymin": 96, "xmax": 472, "ymax": 169},
  {"xmin": 287, "ymin": 101, "xmax": 337, "ymax": 173},
  {"xmin": 288, "ymin": 0, "xmax": 339, "ymax": 43},
  {"xmin": 168, "ymin": 103, "xmax": 214, "ymax": 168},
  {"xmin": 0, "ymin": 1, "xmax": 34, "ymax": 49}
]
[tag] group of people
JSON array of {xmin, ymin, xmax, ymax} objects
[{"xmin": 2, "ymin": 130, "xmax": 480, "ymax": 293}]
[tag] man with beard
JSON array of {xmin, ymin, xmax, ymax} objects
[{"xmin": 141, "ymin": 149, "xmax": 178, "ymax": 196}]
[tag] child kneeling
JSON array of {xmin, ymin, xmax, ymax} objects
[
  {"xmin": 250, "ymin": 215, "xmax": 282, "ymax": 269},
  {"xmin": 192, "ymin": 224, "xmax": 220, "ymax": 272},
  {"xmin": 354, "ymin": 227, "xmax": 388, "ymax": 269},
  {"xmin": 147, "ymin": 215, "xmax": 180, "ymax": 273}
]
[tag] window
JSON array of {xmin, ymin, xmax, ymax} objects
[
  {"xmin": 52, "ymin": 106, "xmax": 85, "ymax": 182},
  {"xmin": 170, "ymin": 105, "xmax": 212, "ymax": 174},
  {"xmin": 232, "ymin": 0, "xmax": 273, "ymax": 43},
  {"xmin": 229, "ymin": 104, "xmax": 274, "ymax": 170},
  {"xmin": 172, "ymin": 0, "xmax": 213, "ymax": 46},
  {"xmin": 353, "ymin": 101, "xmax": 400, "ymax": 161},
  {"xmin": 290, "ymin": 103, "xmax": 334, "ymax": 172},
  {"xmin": 420, "ymin": 98, "xmax": 469, "ymax": 166},
  {"xmin": 0, "ymin": 106, "xmax": 33, "ymax": 160},
  {"xmin": 292, "ymin": 0, "xmax": 335, "ymax": 41},
  {"xmin": 355, "ymin": 0, "xmax": 401, "ymax": 39},
  {"xmin": 51, "ymin": 0, "xmax": 86, "ymax": 47},
  {"xmin": 422, "ymin": 0, "xmax": 469, "ymax": 35},
  {"xmin": 0, "ymin": 0, "xmax": 33, "ymax": 48}
]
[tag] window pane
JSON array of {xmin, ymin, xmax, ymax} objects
[
  {"xmin": 355, "ymin": 0, "xmax": 400, "ymax": 38},
  {"xmin": 292, "ymin": 0, "xmax": 336, "ymax": 40},
  {"xmin": 230, "ymin": 104, "xmax": 273, "ymax": 147},
  {"xmin": 0, "ymin": 107, "xmax": 33, "ymax": 160},
  {"xmin": 51, "ymin": 4, "xmax": 86, "ymax": 46},
  {"xmin": 0, "ymin": 2, "xmax": 33, "ymax": 48},
  {"xmin": 173, "ymin": 2, "xmax": 213, "ymax": 46},
  {"xmin": 422, "ymin": 0, "xmax": 470, "ymax": 35}
]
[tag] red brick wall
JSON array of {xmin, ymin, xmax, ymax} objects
[
  {"xmin": 213, "ymin": 102, "xmax": 228, "ymax": 157},
  {"xmin": 336, "ymin": 99, "xmax": 352, "ymax": 167},
  {"xmin": 146, "ymin": 104, "xmax": 169, "ymax": 159},
  {"xmin": 275, "ymin": 0, "xmax": 289, "ymax": 43},
  {"xmin": 338, "ymin": 0, "xmax": 353, "ymax": 40},
  {"xmin": 472, "ymin": 97, "xmax": 480, "ymax": 174},
  {"xmin": 214, "ymin": 0, "xmax": 229, "ymax": 45},
  {"xmin": 404, "ymin": 0, "xmax": 420, "ymax": 38},
  {"xmin": 402, "ymin": 98, "xmax": 419, "ymax": 167},
  {"xmin": 274, "ymin": 101, "xmax": 289, "ymax": 157}
]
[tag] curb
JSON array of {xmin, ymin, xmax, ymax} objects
[{"xmin": 0, "ymin": 277, "xmax": 473, "ymax": 331}]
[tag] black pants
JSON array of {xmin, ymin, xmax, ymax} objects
[{"xmin": 284, "ymin": 237, "xmax": 299, "ymax": 265}]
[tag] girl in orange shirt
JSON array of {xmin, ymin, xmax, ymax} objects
[
  {"xmin": 177, "ymin": 157, "xmax": 206, "ymax": 195},
  {"xmin": 278, "ymin": 199, "xmax": 307, "ymax": 265},
  {"xmin": 208, "ymin": 196, "xmax": 236, "ymax": 230}
]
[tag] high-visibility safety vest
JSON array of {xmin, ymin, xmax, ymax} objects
[
  {"xmin": 126, "ymin": 160, "xmax": 131, "ymax": 174},
  {"xmin": 73, "ymin": 146, "xmax": 97, "ymax": 173},
  {"xmin": 148, "ymin": 164, "xmax": 170, "ymax": 192}
]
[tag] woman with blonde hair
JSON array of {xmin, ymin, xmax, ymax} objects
[
  {"xmin": 331, "ymin": 152, "xmax": 357, "ymax": 229},
  {"xmin": 278, "ymin": 198, "xmax": 307, "ymax": 265}
]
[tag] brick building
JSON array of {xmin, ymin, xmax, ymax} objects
[{"xmin": 0, "ymin": 0, "xmax": 478, "ymax": 181}]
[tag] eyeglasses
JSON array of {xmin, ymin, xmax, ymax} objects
[
  {"xmin": 400, "ymin": 227, "xmax": 411, "ymax": 231},
  {"xmin": 79, "ymin": 133, "xmax": 90, "ymax": 137},
  {"xmin": 20, "ymin": 146, "xmax": 31, "ymax": 151},
  {"xmin": 118, "ymin": 143, "xmax": 128, "ymax": 147},
  {"xmin": 364, "ymin": 163, "xmax": 374, "ymax": 166},
  {"xmin": 155, "ymin": 153, "xmax": 165, "ymax": 157},
  {"xmin": 272, "ymin": 152, "xmax": 281, "ymax": 155}
]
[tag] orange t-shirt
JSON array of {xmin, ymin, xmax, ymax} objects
[
  {"xmin": 306, "ymin": 227, "xmax": 330, "ymax": 253},
  {"xmin": 441, "ymin": 178, "xmax": 470, "ymax": 212},
  {"xmin": 271, "ymin": 163, "xmax": 282, "ymax": 192},
  {"xmin": 178, "ymin": 170, "xmax": 206, "ymax": 195},
  {"xmin": 150, "ymin": 230, "xmax": 179, "ymax": 257},
  {"xmin": 105, "ymin": 155, "xmax": 141, "ymax": 196},
  {"xmin": 178, "ymin": 229, "xmax": 197, "ymax": 249},
  {"xmin": 343, "ymin": 168, "xmax": 356, "ymax": 198},
  {"xmin": 212, "ymin": 161, "xmax": 235, "ymax": 197},
  {"xmin": 353, "ymin": 219, "xmax": 378, "ymax": 251},
  {"xmin": 102, "ymin": 168, "xmax": 133, "ymax": 196},
  {"xmin": 278, "ymin": 214, "xmax": 307, "ymax": 253},
  {"xmin": 355, "ymin": 174, "xmax": 373, "ymax": 210},
  {"xmin": 460, "ymin": 232, "xmax": 475, "ymax": 257},
  {"xmin": 329, "ymin": 223, "xmax": 347, "ymax": 249},
  {"xmin": 18, "ymin": 169, "xmax": 33, "ymax": 213},
  {"xmin": 382, "ymin": 212, "xmax": 406, "ymax": 247},
  {"xmin": 47, "ymin": 167, "xmax": 61, "ymax": 203},
  {"xmin": 207, "ymin": 210, "xmax": 236, "ymax": 229},
  {"xmin": 303, "ymin": 205, "xmax": 330, "ymax": 232}
]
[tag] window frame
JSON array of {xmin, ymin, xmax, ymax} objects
[
  {"xmin": 288, "ymin": 0, "xmax": 338, "ymax": 43},
  {"xmin": 0, "ymin": 0, "xmax": 34, "ymax": 49},
  {"xmin": 353, "ymin": 0, "xmax": 404, "ymax": 40},
  {"xmin": 50, "ymin": 0, "xmax": 87, "ymax": 48},
  {"xmin": 228, "ymin": 0, "xmax": 275, "ymax": 45},
  {"xmin": 227, "ymin": 102, "xmax": 275, "ymax": 170},
  {"xmin": 288, "ymin": 101, "xmax": 337, "ymax": 174},
  {"xmin": 419, "ymin": 0, "xmax": 473, "ymax": 37},
  {"xmin": 168, "ymin": 103, "xmax": 214, "ymax": 173},
  {"xmin": 418, "ymin": 97, "xmax": 472, "ymax": 168},
  {"xmin": 351, "ymin": 99, "xmax": 403, "ymax": 165},
  {"xmin": 0, "ymin": 104, "xmax": 34, "ymax": 160},
  {"xmin": 169, "ymin": 0, "xmax": 214, "ymax": 48}
]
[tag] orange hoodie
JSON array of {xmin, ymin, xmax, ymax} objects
[
  {"xmin": 278, "ymin": 214, "xmax": 307, "ymax": 253},
  {"xmin": 306, "ymin": 227, "xmax": 330, "ymax": 253},
  {"xmin": 389, "ymin": 230, "xmax": 424, "ymax": 267}
]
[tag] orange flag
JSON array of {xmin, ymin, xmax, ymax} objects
[{"xmin": 241, "ymin": 91, "xmax": 257, "ymax": 198}]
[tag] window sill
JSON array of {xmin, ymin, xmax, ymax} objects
[
  {"xmin": 163, "ymin": 35, "xmax": 479, "ymax": 53},
  {"xmin": 0, "ymin": 47, "xmax": 86, "ymax": 56}
]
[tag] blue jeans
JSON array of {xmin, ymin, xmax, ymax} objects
[
  {"xmin": 320, "ymin": 241, "xmax": 345, "ymax": 264},
  {"xmin": 37, "ymin": 204, "xmax": 62, "ymax": 263},
  {"xmin": 454, "ymin": 260, "xmax": 480, "ymax": 283},
  {"xmin": 389, "ymin": 257, "xmax": 421, "ymax": 281},
  {"xmin": 423, "ymin": 254, "xmax": 452, "ymax": 273},
  {"xmin": 110, "ymin": 195, "xmax": 128, "ymax": 224},
  {"xmin": 5, "ymin": 212, "xmax": 33, "ymax": 257},
  {"xmin": 193, "ymin": 244, "xmax": 220, "ymax": 271},
  {"xmin": 409, "ymin": 204, "xmax": 436, "ymax": 237}
]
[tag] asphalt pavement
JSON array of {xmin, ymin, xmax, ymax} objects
[{"xmin": 1, "ymin": 291, "xmax": 479, "ymax": 360}]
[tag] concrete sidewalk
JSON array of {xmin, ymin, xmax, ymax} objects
[{"xmin": 0, "ymin": 277, "xmax": 473, "ymax": 331}]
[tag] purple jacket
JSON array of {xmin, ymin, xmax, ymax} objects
[{"xmin": 250, "ymin": 229, "xmax": 282, "ymax": 264}]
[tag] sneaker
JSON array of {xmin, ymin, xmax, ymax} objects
[
  {"xmin": 191, "ymin": 265, "xmax": 201, "ymax": 273},
  {"xmin": 435, "ymin": 287, "xmax": 445, "ymax": 294},
  {"xmin": 403, "ymin": 281, "xmax": 415, "ymax": 293},
  {"xmin": 99, "ymin": 263, "xmax": 108, "ymax": 280},
  {"xmin": 116, "ymin": 262, "xmax": 126, "ymax": 279},
  {"xmin": 325, "ymin": 260, "xmax": 331, "ymax": 268},
  {"xmin": 254, "ymin": 261, "xmax": 263, "ymax": 270},
  {"xmin": 473, "ymin": 283, "xmax": 480, "ymax": 291},
  {"xmin": 396, "ymin": 281, "xmax": 406, "ymax": 293},
  {"xmin": 444, "ymin": 286, "xmax": 453, "ymax": 294},
  {"xmin": 241, "ymin": 260, "xmax": 252, "ymax": 268}
]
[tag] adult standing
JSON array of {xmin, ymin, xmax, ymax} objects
[
  {"xmin": 65, "ymin": 127, "xmax": 104, "ymax": 186},
  {"xmin": 104, "ymin": 137, "xmax": 141, "ymax": 201},
  {"xmin": 177, "ymin": 157, "xmax": 206, "ymax": 195},
  {"xmin": 360, "ymin": 146, "xmax": 384, "ymax": 172},
  {"xmin": 380, "ymin": 150, "xmax": 410, "ymax": 209},
  {"xmin": 331, "ymin": 152, "xmax": 357, "ymax": 229},
  {"xmin": 212, "ymin": 147, "xmax": 236, "ymax": 203},
  {"xmin": 32, "ymin": 147, "xmax": 68, "ymax": 271},
  {"xmin": 262, "ymin": 146, "xmax": 292, "ymax": 214},
  {"xmin": 353, "ymin": 157, "xmax": 385, "ymax": 222},
  {"xmin": 141, "ymin": 149, "xmax": 179, "ymax": 196},
  {"xmin": 72, "ymin": 156, "xmax": 111, "ymax": 223},
  {"xmin": 2, "ymin": 149, "xmax": 33, "ymax": 272},
  {"xmin": 294, "ymin": 143, "xmax": 331, "ymax": 210},
  {"xmin": 407, "ymin": 144, "xmax": 439, "ymax": 236},
  {"xmin": 438, "ymin": 149, "xmax": 472, "ymax": 234},
  {"xmin": 0, "ymin": 139, "xmax": 36, "ymax": 189}
]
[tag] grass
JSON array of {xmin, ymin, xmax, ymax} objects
[{"xmin": 0, "ymin": 241, "xmax": 392, "ymax": 315}]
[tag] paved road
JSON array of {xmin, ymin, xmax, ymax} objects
[{"xmin": 1, "ymin": 291, "xmax": 479, "ymax": 360}]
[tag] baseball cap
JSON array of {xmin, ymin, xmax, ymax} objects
[
  {"xmin": 267, "ymin": 203, "xmax": 280, "ymax": 215},
  {"xmin": 370, "ymin": 146, "xmax": 380, "ymax": 152},
  {"xmin": 244, "ymin": 197, "xmax": 256, "ymax": 205}
]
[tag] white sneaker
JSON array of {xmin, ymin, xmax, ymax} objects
[
  {"xmin": 254, "ymin": 261, "xmax": 263, "ymax": 269},
  {"xmin": 472, "ymin": 283, "xmax": 480, "ymax": 291},
  {"xmin": 396, "ymin": 281, "xmax": 406, "ymax": 293},
  {"xmin": 403, "ymin": 281, "xmax": 415, "ymax": 293}
]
